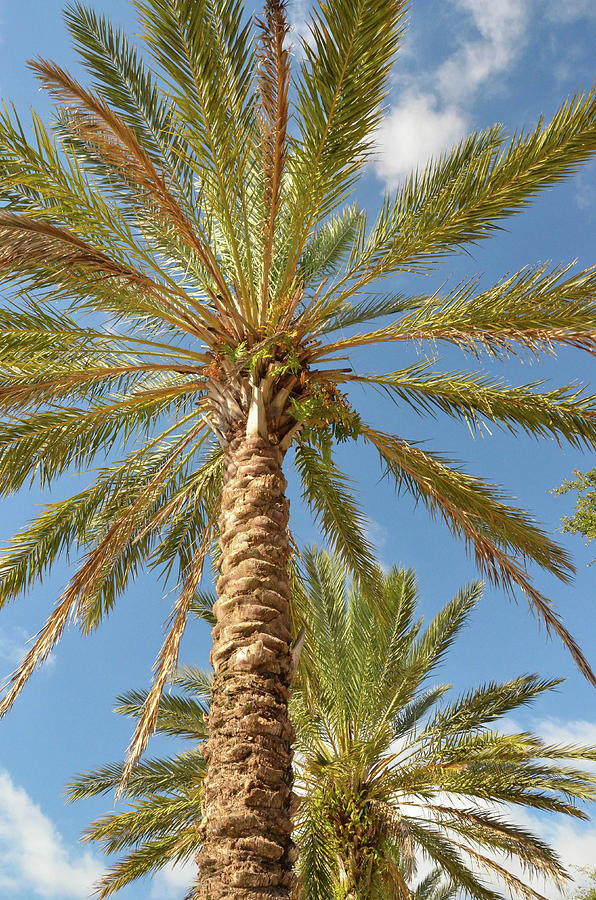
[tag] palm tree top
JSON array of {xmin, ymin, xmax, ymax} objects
[
  {"xmin": 1, "ymin": 0, "xmax": 596, "ymax": 773},
  {"xmin": 68, "ymin": 550, "xmax": 596, "ymax": 900}
]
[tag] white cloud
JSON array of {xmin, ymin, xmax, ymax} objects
[
  {"xmin": 0, "ymin": 769, "xmax": 101, "ymax": 898},
  {"xmin": 477, "ymin": 716, "xmax": 596, "ymax": 889},
  {"xmin": 375, "ymin": 92, "xmax": 468, "ymax": 186},
  {"xmin": 375, "ymin": 0, "xmax": 530, "ymax": 184},
  {"xmin": 533, "ymin": 716, "xmax": 596, "ymax": 748},
  {"xmin": 150, "ymin": 860, "xmax": 196, "ymax": 899},
  {"xmin": 511, "ymin": 807, "xmax": 596, "ymax": 897},
  {"xmin": 288, "ymin": 0, "xmax": 313, "ymax": 55},
  {"xmin": 437, "ymin": 0, "xmax": 530, "ymax": 103}
]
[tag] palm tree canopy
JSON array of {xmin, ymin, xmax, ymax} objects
[
  {"xmin": 68, "ymin": 550, "xmax": 596, "ymax": 900},
  {"xmin": 1, "ymin": 0, "xmax": 596, "ymax": 767}
]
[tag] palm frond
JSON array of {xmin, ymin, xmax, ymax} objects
[
  {"xmin": 314, "ymin": 263, "xmax": 596, "ymax": 362},
  {"xmin": 64, "ymin": 3, "xmax": 196, "ymax": 193},
  {"xmin": 189, "ymin": 591, "xmax": 217, "ymax": 626},
  {"xmin": 92, "ymin": 830, "xmax": 200, "ymax": 899},
  {"xmin": 280, "ymin": 0, "xmax": 407, "ymax": 293},
  {"xmin": 117, "ymin": 526, "xmax": 211, "ymax": 796},
  {"xmin": 350, "ymin": 90, "xmax": 596, "ymax": 279},
  {"xmin": 67, "ymin": 750, "xmax": 206, "ymax": 801},
  {"xmin": 316, "ymin": 291, "xmax": 428, "ymax": 334},
  {"xmin": 349, "ymin": 366, "xmax": 596, "ymax": 449},
  {"xmin": 405, "ymin": 583, "xmax": 481, "ymax": 684},
  {"xmin": 133, "ymin": 0, "xmax": 258, "ymax": 312},
  {"xmin": 85, "ymin": 794, "xmax": 201, "ymax": 853},
  {"xmin": 362, "ymin": 425, "xmax": 596, "ymax": 685},
  {"xmin": 115, "ymin": 688, "xmax": 208, "ymax": 740},
  {"xmin": 29, "ymin": 57, "xmax": 233, "ymax": 307},
  {"xmin": 428, "ymin": 675, "xmax": 561, "ymax": 736},
  {"xmin": 293, "ymin": 440, "xmax": 376, "ymax": 580},
  {"xmin": 298, "ymin": 204, "xmax": 364, "ymax": 290}
]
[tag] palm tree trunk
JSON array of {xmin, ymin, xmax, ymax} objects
[{"xmin": 198, "ymin": 432, "xmax": 296, "ymax": 899}]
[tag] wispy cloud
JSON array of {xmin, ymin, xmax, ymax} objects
[
  {"xmin": 363, "ymin": 516, "xmax": 389, "ymax": 551},
  {"xmin": 287, "ymin": 0, "xmax": 313, "ymax": 56},
  {"xmin": 362, "ymin": 516, "xmax": 393, "ymax": 572},
  {"xmin": 436, "ymin": 0, "xmax": 529, "ymax": 103},
  {"xmin": 375, "ymin": 0, "xmax": 531, "ymax": 186},
  {"xmin": 545, "ymin": 0, "xmax": 596, "ymax": 23},
  {"xmin": 0, "ymin": 769, "xmax": 101, "ymax": 898},
  {"xmin": 574, "ymin": 163, "xmax": 596, "ymax": 218},
  {"xmin": 0, "ymin": 627, "xmax": 56, "ymax": 676},
  {"xmin": 0, "ymin": 628, "xmax": 29, "ymax": 667}
]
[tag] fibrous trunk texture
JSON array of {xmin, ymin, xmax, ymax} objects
[{"xmin": 198, "ymin": 433, "xmax": 296, "ymax": 899}]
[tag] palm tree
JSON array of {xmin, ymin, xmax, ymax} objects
[
  {"xmin": 68, "ymin": 550, "xmax": 596, "ymax": 900},
  {"xmin": 1, "ymin": 0, "xmax": 596, "ymax": 893}
]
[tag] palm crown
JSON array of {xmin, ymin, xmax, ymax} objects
[
  {"xmin": 2, "ymin": 0, "xmax": 596, "ymax": 893},
  {"xmin": 69, "ymin": 550, "xmax": 596, "ymax": 900},
  {"xmin": 1, "ymin": 0, "xmax": 596, "ymax": 728}
]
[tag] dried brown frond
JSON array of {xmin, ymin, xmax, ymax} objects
[
  {"xmin": 0, "ymin": 424, "xmax": 207, "ymax": 718},
  {"xmin": 29, "ymin": 58, "xmax": 238, "ymax": 320},
  {"xmin": 256, "ymin": 0, "xmax": 290, "ymax": 317},
  {"xmin": 0, "ymin": 209, "xmax": 128, "ymax": 274},
  {"xmin": 0, "ymin": 421, "xmax": 209, "ymax": 717},
  {"xmin": 116, "ymin": 526, "xmax": 212, "ymax": 799},
  {"xmin": 376, "ymin": 803, "xmax": 416, "ymax": 881},
  {"xmin": 363, "ymin": 426, "xmax": 596, "ymax": 686}
]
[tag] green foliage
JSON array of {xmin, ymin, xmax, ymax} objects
[
  {"xmin": 555, "ymin": 470, "xmax": 596, "ymax": 556},
  {"xmin": 571, "ymin": 868, "xmax": 596, "ymax": 900},
  {"xmin": 69, "ymin": 551, "xmax": 596, "ymax": 899},
  {"xmin": 293, "ymin": 443, "xmax": 375, "ymax": 580}
]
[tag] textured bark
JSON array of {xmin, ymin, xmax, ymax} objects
[{"xmin": 197, "ymin": 433, "xmax": 296, "ymax": 899}]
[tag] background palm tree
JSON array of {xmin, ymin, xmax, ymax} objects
[
  {"xmin": 2, "ymin": 0, "xmax": 596, "ymax": 893},
  {"xmin": 68, "ymin": 550, "xmax": 596, "ymax": 900}
]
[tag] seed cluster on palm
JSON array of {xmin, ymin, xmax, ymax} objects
[
  {"xmin": 1, "ymin": 0, "xmax": 596, "ymax": 895},
  {"xmin": 68, "ymin": 551, "xmax": 596, "ymax": 900}
]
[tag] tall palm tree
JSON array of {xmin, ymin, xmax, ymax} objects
[
  {"xmin": 1, "ymin": 0, "xmax": 596, "ymax": 893},
  {"xmin": 68, "ymin": 551, "xmax": 596, "ymax": 900}
]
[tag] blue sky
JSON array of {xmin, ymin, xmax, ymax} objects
[{"xmin": 0, "ymin": 0, "xmax": 595, "ymax": 897}]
